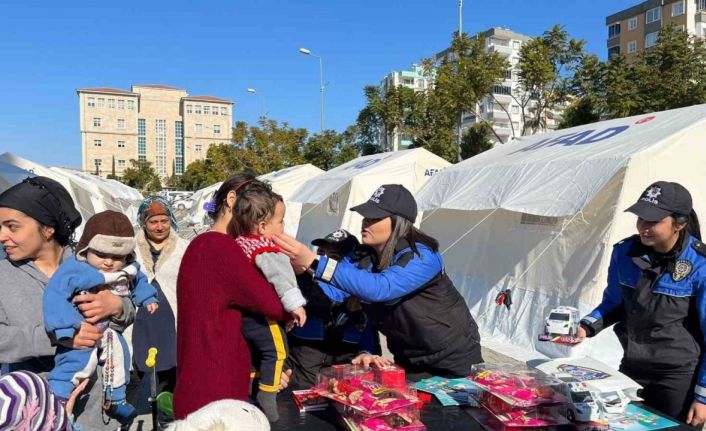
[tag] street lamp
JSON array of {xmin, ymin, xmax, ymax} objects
[
  {"xmin": 298, "ymin": 47, "xmax": 325, "ymax": 131},
  {"xmin": 247, "ymin": 88, "xmax": 268, "ymax": 119}
]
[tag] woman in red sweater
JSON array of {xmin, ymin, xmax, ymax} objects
[{"xmin": 173, "ymin": 175, "xmax": 289, "ymax": 418}]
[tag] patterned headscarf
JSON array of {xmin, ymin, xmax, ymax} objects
[
  {"xmin": 137, "ymin": 195, "xmax": 178, "ymax": 229},
  {"xmin": 0, "ymin": 371, "xmax": 74, "ymax": 430}
]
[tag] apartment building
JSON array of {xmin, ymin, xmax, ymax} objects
[
  {"xmin": 77, "ymin": 84, "xmax": 233, "ymax": 180},
  {"xmin": 606, "ymin": 0, "xmax": 704, "ymax": 60}
]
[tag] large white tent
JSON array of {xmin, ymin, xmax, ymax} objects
[
  {"xmin": 415, "ymin": 104, "xmax": 706, "ymax": 367},
  {"xmin": 291, "ymin": 148, "xmax": 450, "ymax": 247},
  {"xmin": 185, "ymin": 164, "xmax": 324, "ymax": 236},
  {"xmin": 0, "ymin": 159, "xmax": 33, "ymax": 193}
]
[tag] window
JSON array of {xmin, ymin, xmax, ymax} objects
[
  {"xmin": 118, "ymin": 141, "xmax": 126, "ymax": 148},
  {"xmin": 117, "ymin": 160, "xmax": 126, "ymax": 168},
  {"xmin": 608, "ymin": 22, "xmax": 621, "ymax": 38},
  {"xmin": 138, "ymin": 118, "xmax": 146, "ymax": 162},
  {"xmin": 672, "ymin": 1, "xmax": 684, "ymax": 17},
  {"xmin": 645, "ymin": 31, "xmax": 659, "ymax": 48},
  {"xmin": 155, "ymin": 119, "xmax": 167, "ymax": 176},
  {"xmin": 608, "ymin": 46, "xmax": 621, "ymax": 57},
  {"xmin": 195, "ymin": 144, "xmax": 203, "ymax": 152},
  {"xmin": 87, "ymin": 97, "xmax": 95, "ymax": 107},
  {"xmin": 511, "ymin": 105, "xmax": 520, "ymax": 114},
  {"xmin": 93, "ymin": 159, "xmax": 102, "ymax": 166},
  {"xmin": 93, "ymin": 117, "xmax": 101, "ymax": 127},
  {"xmin": 97, "ymin": 98, "xmax": 105, "ymax": 108},
  {"xmin": 117, "ymin": 99, "xmax": 125, "ymax": 110},
  {"xmin": 503, "ymin": 69, "xmax": 512, "ymax": 79},
  {"xmin": 212, "ymin": 106, "xmax": 219, "ymax": 115},
  {"xmin": 203, "ymin": 106, "xmax": 210, "ymax": 115},
  {"xmin": 213, "ymin": 124, "xmax": 221, "ymax": 134},
  {"xmin": 512, "ymin": 121, "xmax": 519, "ymax": 131},
  {"xmin": 513, "ymin": 41, "xmax": 521, "ymax": 49},
  {"xmin": 628, "ymin": 40, "xmax": 637, "ymax": 53},
  {"xmin": 646, "ymin": 7, "xmax": 661, "ymax": 24},
  {"xmin": 186, "ymin": 104, "xmax": 193, "ymax": 114},
  {"xmin": 195, "ymin": 105, "xmax": 202, "ymax": 114},
  {"xmin": 628, "ymin": 17, "xmax": 637, "ymax": 31},
  {"xmin": 220, "ymin": 107, "xmax": 228, "ymax": 116},
  {"xmin": 195, "ymin": 123, "xmax": 203, "ymax": 134},
  {"xmin": 175, "ymin": 121, "xmax": 184, "ymax": 175},
  {"xmin": 493, "ymin": 85, "xmax": 512, "ymax": 96},
  {"xmin": 127, "ymin": 100, "xmax": 135, "ymax": 111},
  {"xmin": 117, "ymin": 119, "xmax": 126, "ymax": 130},
  {"xmin": 108, "ymin": 99, "xmax": 115, "ymax": 108},
  {"xmin": 94, "ymin": 139, "xmax": 102, "ymax": 147}
]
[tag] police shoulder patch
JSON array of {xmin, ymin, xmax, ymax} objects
[
  {"xmin": 673, "ymin": 259, "xmax": 693, "ymax": 282},
  {"xmin": 692, "ymin": 240, "xmax": 706, "ymax": 258}
]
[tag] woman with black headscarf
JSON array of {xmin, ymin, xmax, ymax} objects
[{"xmin": 0, "ymin": 176, "xmax": 136, "ymax": 430}]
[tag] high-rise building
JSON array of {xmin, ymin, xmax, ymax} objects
[
  {"xmin": 606, "ymin": 0, "xmax": 702, "ymax": 60},
  {"xmin": 77, "ymin": 84, "xmax": 233, "ymax": 180}
]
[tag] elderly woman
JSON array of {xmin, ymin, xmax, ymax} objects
[
  {"xmin": 125, "ymin": 196, "xmax": 188, "ymax": 408},
  {"xmin": 0, "ymin": 176, "xmax": 135, "ymax": 429}
]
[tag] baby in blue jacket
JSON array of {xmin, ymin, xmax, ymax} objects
[{"xmin": 44, "ymin": 210, "xmax": 158, "ymax": 425}]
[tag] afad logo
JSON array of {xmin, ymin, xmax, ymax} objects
[
  {"xmin": 511, "ymin": 115, "xmax": 656, "ymax": 154},
  {"xmin": 424, "ymin": 168, "xmax": 440, "ymax": 177}
]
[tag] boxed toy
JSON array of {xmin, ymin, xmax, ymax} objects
[
  {"xmin": 373, "ymin": 364, "xmax": 407, "ymax": 391},
  {"xmin": 315, "ymin": 367, "xmax": 419, "ymax": 416},
  {"xmin": 292, "ymin": 389, "xmax": 329, "ymax": 412},
  {"xmin": 537, "ymin": 306, "xmax": 582, "ymax": 345},
  {"xmin": 414, "ymin": 376, "xmax": 483, "ymax": 407},
  {"xmin": 468, "ymin": 406, "xmax": 566, "ymax": 431},
  {"xmin": 334, "ymin": 403, "xmax": 426, "ymax": 431},
  {"xmin": 469, "ymin": 363, "xmax": 568, "ymax": 408}
]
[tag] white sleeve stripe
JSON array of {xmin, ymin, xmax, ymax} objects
[
  {"xmin": 582, "ymin": 316, "xmax": 597, "ymax": 324},
  {"xmin": 321, "ymin": 259, "xmax": 338, "ymax": 283},
  {"xmin": 695, "ymin": 385, "xmax": 706, "ymax": 397}
]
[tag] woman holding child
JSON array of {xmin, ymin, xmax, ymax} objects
[
  {"xmin": 0, "ymin": 176, "xmax": 136, "ymax": 429},
  {"xmin": 173, "ymin": 174, "xmax": 291, "ymax": 419}
]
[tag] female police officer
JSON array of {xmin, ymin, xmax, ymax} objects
[
  {"xmin": 275, "ymin": 184, "xmax": 483, "ymax": 380},
  {"xmin": 578, "ymin": 181, "xmax": 706, "ymax": 426}
]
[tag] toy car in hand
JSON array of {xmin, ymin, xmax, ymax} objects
[{"xmin": 538, "ymin": 306, "xmax": 582, "ymax": 344}]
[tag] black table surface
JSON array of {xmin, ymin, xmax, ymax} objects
[{"xmin": 271, "ymin": 390, "xmax": 695, "ymax": 431}]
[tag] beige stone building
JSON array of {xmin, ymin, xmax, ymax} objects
[
  {"xmin": 77, "ymin": 84, "xmax": 233, "ymax": 180},
  {"xmin": 606, "ymin": 0, "xmax": 706, "ymax": 61}
]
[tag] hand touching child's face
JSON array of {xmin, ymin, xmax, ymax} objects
[
  {"xmin": 259, "ymin": 201, "xmax": 286, "ymax": 239},
  {"xmin": 86, "ymin": 249, "xmax": 127, "ymax": 272}
]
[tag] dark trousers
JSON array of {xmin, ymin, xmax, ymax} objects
[
  {"xmin": 621, "ymin": 364, "xmax": 697, "ymax": 421},
  {"xmin": 242, "ymin": 314, "xmax": 288, "ymax": 393},
  {"xmin": 286, "ymin": 335, "xmax": 358, "ymax": 389}
]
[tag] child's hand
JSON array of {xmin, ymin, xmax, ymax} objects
[
  {"xmin": 285, "ymin": 320, "xmax": 296, "ymax": 332},
  {"xmin": 291, "ymin": 307, "xmax": 306, "ymax": 327},
  {"xmin": 146, "ymin": 303, "xmax": 159, "ymax": 314}
]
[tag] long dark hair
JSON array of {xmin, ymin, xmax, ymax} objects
[
  {"xmin": 377, "ymin": 215, "xmax": 439, "ymax": 270},
  {"xmin": 207, "ymin": 172, "xmax": 256, "ymax": 222},
  {"xmin": 674, "ymin": 209, "xmax": 702, "ymax": 241}
]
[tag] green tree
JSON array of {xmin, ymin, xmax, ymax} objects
[
  {"xmin": 461, "ymin": 122, "xmax": 495, "ymax": 159},
  {"xmin": 120, "ymin": 160, "xmax": 162, "ymax": 193},
  {"xmin": 432, "ymin": 32, "xmax": 508, "ymax": 160},
  {"xmin": 355, "ymin": 85, "xmax": 420, "ymax": 153},
  {"xmin": 516, "ymin": 25, "xmax": 586, "ymax": 135}
]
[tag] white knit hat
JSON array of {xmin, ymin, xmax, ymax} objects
[{"xmin": 166, "ymin": 400, "xmax": 270, "ymax": 431}]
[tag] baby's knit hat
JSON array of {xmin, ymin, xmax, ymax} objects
[{"xmin": 76, "ymin": 210, "xmax": 136, "ymax": 261}]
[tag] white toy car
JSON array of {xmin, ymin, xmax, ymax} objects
[
  {"xmin": 557, "ymin": 376, "xmax": 600, "ymax": 422},
  {"xmin": 539, "ymin": 306, "xmax": 581, "ymax": 344},
  {"xmin": 596, "ymin": 390, "xmax": 630, "ymax": 417}
]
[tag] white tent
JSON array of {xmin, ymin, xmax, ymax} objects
[
  {"xmin": 0, "ymin": 153, "xmax": 97, "ymax": 236},
  {"xmin": 292, "ymin": 148, "xmax": 450, "ymax": 247},
  {"xmin": 0, "ymin": 159, "xmax": 33, "ymax": 193},
  {"xmin": 260, "ymin": 164, "xmax": 324, "ymax": 236},
  {"xmin": 51, "ymin": 167, "xmax": 143, "ymax": 225},
  {"xmin": 415, "ymin": 104, "xmax": 706, "ymax": 367},
  {"xmin": 185, "ymin": 164, "xmax": 325, "ymax": 236}
]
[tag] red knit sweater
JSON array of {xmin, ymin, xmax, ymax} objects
[{"xmin": 173, "ymin": 231, "xmax": 289, "ymax": 419}]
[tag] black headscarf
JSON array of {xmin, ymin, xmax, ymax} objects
[{"xmin": 0, "ymin": 177, "xmax": 82, "ymax": 246}]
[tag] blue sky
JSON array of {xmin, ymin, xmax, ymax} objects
[{"xmin": 0, "ymin": 0, "xmax": 638, "ymax": 168}]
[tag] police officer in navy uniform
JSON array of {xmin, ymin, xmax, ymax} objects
[
  {"xmin": 578, "ymin": 181, "xmax": 706, "ymax": 426},
  {"xmin": 276, "ymin": 184, "xmax": 483, "ymax": 381}
]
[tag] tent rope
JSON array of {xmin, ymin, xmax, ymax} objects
[{"xmin": 440, "ymin": 208, "xmax": 499, "ymax": 256}]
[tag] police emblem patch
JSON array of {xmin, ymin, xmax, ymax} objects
[{"xmin": 673, "ymin": 259, "xmax": 693, "ymax": 282}]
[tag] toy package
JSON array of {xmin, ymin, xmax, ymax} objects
[
  {"xmin": 469, "ymin": 363, "xmax": 568, "ymax": 408},
  {"xmin": 292, "ymin": 389, "xmax": 329, "ymax": 412},
  {"xmin": 468, "ymin": 406, "xmax": 566, "ymax": 431},
  {"xmin": 373, "ymin": 364, "xmax": 407, "ymax": 391},
  {"xmin": 537, "ymin": 306, "xmax": 583, "ymax": 345},
  {"xmin": 334, "ymin": 403, "xmax": 426, "ymax": 431},
  {"xmin": 414, "ymin": 376, "xmax": 483, "ymax": 407},
  {"xmin": 314, "ymin": 366, "xmax": 420, "ymax": 416}
]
